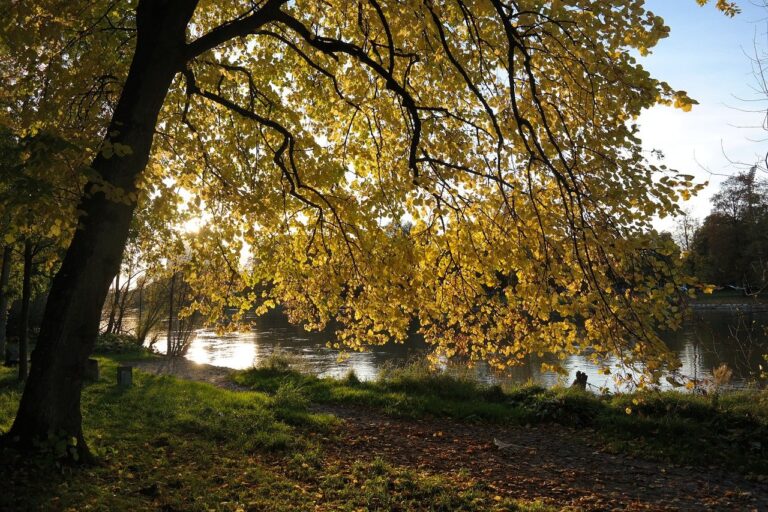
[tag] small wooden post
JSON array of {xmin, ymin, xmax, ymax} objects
[
  {"xmin": 85, "ymin": 358, "xmax": 100, "ymax": 381},
  {"xmin": 117, "ymin": 366, "xmax": 133, "ymax": 387}
]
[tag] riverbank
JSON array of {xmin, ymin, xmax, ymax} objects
[
  {"xmin": 690, "ymin": 290, "xmax": 768, "ymax": 311},
  {"xmin": 689, "ymin": 301, "xmax": 768, "ymax": 312},
  {"xmin": 233, "ymin": 355, "xmax": 768, "ymax": 473},
  {"xmin": 1, "ymin": 355, "xmax": 767, "ymax": 510}
]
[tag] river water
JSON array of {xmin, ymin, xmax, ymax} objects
[{"xmin": 143, "ymin": 304, "xmax": 768, "ymax": 391}]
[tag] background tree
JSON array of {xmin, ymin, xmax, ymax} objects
[
  {"xmin": 0, "ymin": 125, "xmax": 82, "ymax": 373},
  {"xmin": 0, "ymin": 0, "xmax": 739, "ymax": 460},
  {"xmin": 99, "ymin": 171, "xmax": 192, "ymax": 337},
  {"xmin": 134, "ymin": 277, "xmax": 167, "ymax": 347},
  {"xmin": 0, "ymin": 127, "xmax": 19, "ymax": 360},
  {"xmin": 673, "ymin": 208, "xmax": 701, "ymax": 254},
  {"xmin": 0, "ymin": 245, "xmax": 11, "ymax": 360},
  {"xmin": 683, "ymin": 0, "xmax": 768, "ymax": 294},
  {"xmin": 165, "ymin": 269, "xmax": 202, "ymax": 357},
  {"xmin": 688, "ymin": 168, "xmax": 768, "ymax": 292}
]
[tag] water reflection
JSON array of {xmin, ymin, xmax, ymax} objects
[
  {"xmin": 664, "ymin": 307, "xmax": 768, "ymax": 385},
  {"xmin": 147, "ymin": 305, "xmax": 768, "ymax": 390},
  {"xmin": 181, "ymin": 319, "xmax": 426, "ymax": 382}
]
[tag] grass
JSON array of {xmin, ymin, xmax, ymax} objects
[
  {"xmin": 2, "ymin": 352, "xmax": 765, "ymax": 511},
  {"xmin": 0, "ymin": 358, "xmax": 553, "ymax": 512},
  {"xmin": 234, "ymin": 354, "xmax": 768, "ymax": 474}
]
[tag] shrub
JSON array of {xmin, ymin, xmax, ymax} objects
[
  {"xmin": 93, "ymin": 333, "xmax": 144, "ymax": 354},
  {"xmin": 258, "ymin": 350, "xmax": 309, "ymax": 373}
]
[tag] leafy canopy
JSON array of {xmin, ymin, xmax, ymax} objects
[{"xmin": 0, "ymin": 0, "xmax": 737, "ymax": 382}]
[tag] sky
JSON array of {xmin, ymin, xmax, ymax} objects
[{"xmin": 638, "ymin": 1, "xmax": 768, "ymax": 230}]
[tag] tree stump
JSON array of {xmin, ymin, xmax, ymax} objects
[
  {"xmin": 571, "ymin": 371, "xmax": 588, "ymax": 390},
  {"xmin": 117, "ymin": 366, "xmax": 133, "ymax": 387},
  {"xmin": 85, "ymin": 358, "xmax": 99, "ymax": 381}
]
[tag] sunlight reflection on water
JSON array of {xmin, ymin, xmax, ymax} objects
[{"xmin": 139, "ymin": 306, "xmax": 767, "ymax": 391}]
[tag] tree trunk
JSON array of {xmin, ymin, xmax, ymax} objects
[
  {"xmin": 138, "ymin": 282, "xmax": 143, "ymax": 324},
  {"xmin": 115, "ymin": 271, "xmax": 131, "ymax": 334},
  {"xmin": 0, "ymin": 245, "xmax": 12, "ymax": 361},
  {"xmin": 137, "ymin": 281, "xmax": 144, "ymax": 343},
  {"xmin": 18, "ymin": 241, "xmax": 32, "ymax": 382},
  {"xmin": 6, "ymin": 1, "xmax": 199, "ymax": 460},
  {"xmin": 167, "ymin": 271, "xmax": 177, "ymax": 356},
  {"xmin": 105, "ymin": 272, "xmax": 120, "ymax": 334}
]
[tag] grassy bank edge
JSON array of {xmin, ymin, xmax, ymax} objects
[{"xmin": 233, "ymin": 355, "xmax": 768, "ymax": 476}]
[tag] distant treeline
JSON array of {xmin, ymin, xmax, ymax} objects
[{"xmin": 678, "ymin": 168, "xmax": 768, "ymax": 295}]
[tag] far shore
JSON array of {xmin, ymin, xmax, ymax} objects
[{"xmin": 689, "ymin": 289, "xmax": 768, "ymax": 310}]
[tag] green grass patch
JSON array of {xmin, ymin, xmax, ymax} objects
[
  {"xmin": 0, "ymin": 359, "xmax": 554, "ymax": 511},
  {"xmin": 234, "ymin": 357, "xmax": 768, "ymax": 474}
]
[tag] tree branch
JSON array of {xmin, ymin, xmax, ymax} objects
[
  {"xmin": 274, "ymin": 10, "xmax": 423, "ymax": 182},
  {"xmin": 185, "ymin": 0, "xmax": 287, "ymax": 60}
]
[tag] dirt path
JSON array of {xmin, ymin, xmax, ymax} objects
[
  {"xmin": 320, "ymin": 404, "xmax": 767, "ymax": 511},
  {"xmin": 127, "ymin": 358, "xmax": 768, "ymax": 511}
]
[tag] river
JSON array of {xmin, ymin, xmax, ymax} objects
[{"xmin": 135, "ymin": 302, "xmax": 768, "ymax": 391}]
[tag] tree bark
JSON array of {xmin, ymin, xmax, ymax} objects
[
  {"xmin": 18, "ymin": 240, "xmax": 32, "ymax": 382},
  {"xmin": 0, "ymin": 245, "xmax": 12, "ymax": 361},
  {"xmin": 6, "ymin": 1, "xmax": 199, "ymax": 460}
]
